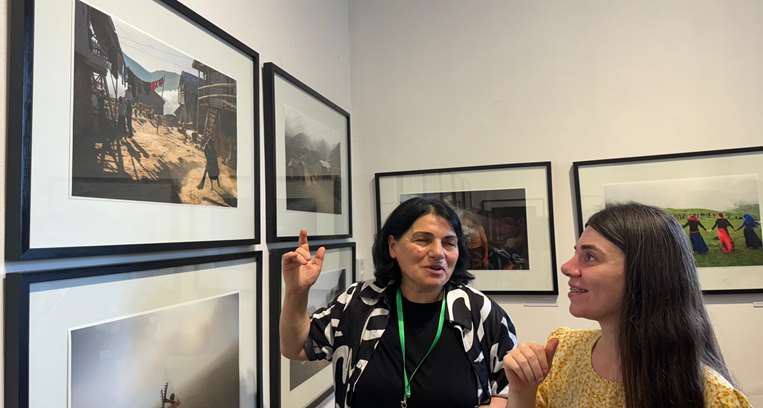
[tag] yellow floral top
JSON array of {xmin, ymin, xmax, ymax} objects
[{"xmin": 536, "ymin": 328, "xmax": 751, "ymax": 408}]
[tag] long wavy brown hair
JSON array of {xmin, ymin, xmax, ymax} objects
[{"xmin": 586, "ymin": 203, "xmax": 734, "ymax": 408}]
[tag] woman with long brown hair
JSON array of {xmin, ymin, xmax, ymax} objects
[{"xmin": 503, "ymin": 203, "xmax": 750, "ymax": 407}]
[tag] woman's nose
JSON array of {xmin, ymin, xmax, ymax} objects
[
  {"xmin": 560, "ymin": 256, "xmax": 578, "ymax": 277},
  {"xmin": 428, "ymin": 240, "xmax": 445, "ymax": 258}
]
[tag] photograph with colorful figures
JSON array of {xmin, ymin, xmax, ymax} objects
[{"xmin": 604, "ymin": 174, "xmax": 763, "ymax": 268}]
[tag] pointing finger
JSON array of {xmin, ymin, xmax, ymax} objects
[
  {"xmin": 298, "ymin": 229, "xmax": 309, "ymax": 247},
  {"xmin": 546, "ymin": 338, "xmax": 559, "ymax": 366}
]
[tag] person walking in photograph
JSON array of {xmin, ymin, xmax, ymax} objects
[
  {"xmin": 683, "ymin": 214, "xmax": 709, "ymax": 254},
  {"xmin": 711, "ymin": 212, "xmax": 735, "ymax": 254},
  {"xmin": 736, "ymin": 213, "xmax": 762, "ymax": 249},
  {"xmin": 197, "ymin": 137, "xmax": 220, "ymax": 190}
]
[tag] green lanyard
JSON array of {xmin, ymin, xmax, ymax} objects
[{"xmin": 396, "ymin": 287, "xmax": 447, "ymax": 407}]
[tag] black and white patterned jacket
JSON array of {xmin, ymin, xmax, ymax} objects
[{"xmin": 304, "ymin": 279, "xmax": 518, "ymax": 407}]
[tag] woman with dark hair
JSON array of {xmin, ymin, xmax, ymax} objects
[
  {"xmin": 280, "ymin": 197, "xmax": 517, "ymax": 407},
  {"xmin": 503, "ymin": 203, "xmax": 750, "ymax": 408},
  {"xmin": 711, "ymin": 212, "xmax": 736, "ymax": 254},
  {"xmin": 736, "ymin": 213, "xmax": 762, "ymax": 249},
  {"xmin": 683, "ymin": 214, "xmax": 709, "ymax": 254}
]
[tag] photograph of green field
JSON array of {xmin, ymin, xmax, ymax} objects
[{"xmin": 604, "ymin": 174, "xmax": 763, "ymax": 268}]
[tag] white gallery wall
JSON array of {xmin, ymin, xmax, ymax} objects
[
  {"xmin": 0, "ymin": 0, "xmax": 350, "ymax": 407},
  {"xmin": 349, "ymin": 0, "xmax": 763, "ymax": 405},
  {"xmin": 2, "ymin": 0, "xmax": 763, "ymax": 406}
]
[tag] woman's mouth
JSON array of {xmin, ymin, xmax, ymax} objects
[{"xmin": 425, "ymin": 265, "xmax": 446, "ymax": 273}]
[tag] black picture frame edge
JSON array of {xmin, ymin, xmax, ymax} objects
[
  {"xmin": 6, "ymin": 0, "xmax": 35, "ymax": 263},
  {"xmin": 373, "ymin": 161, "xmax": 553, "ymax": 231},
  {"xmin": 374, "ymin": 161, "xmax": 559, "ymax": 295},
  {"xmin": 570, "ymin": 145, "xmax": 763, "ymax": 295},
  {"xmin": 262, "ymin": 62, "xmax": 353, "ymax": 243},
  {"xmin": 268, "ymin": 242, "xmax": 356, "ymax": 407},
  {"xmin": 7, "ymin": 238, "xmax": 260, "ymax": 261},
  {"xmin": 571, "ymin": 145, "xmax": 763, "ymax": 236},
  {"xmin": 157, "ymin": 0, "xmax": 259, "ymax": 58},
  {"xmin": 4, "ymin": 250, "xmax": 264, "ymax": 408},
  {"xmin": 5, "ymin": 0, "xmax": 262, "ymax": 261}
]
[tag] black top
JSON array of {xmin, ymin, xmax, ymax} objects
[
  {"xmin": 305, "ymin": 280, "xmax": 517, "ymax": 407},
  {"xmin": 351, "ymin": 292, "xmax": 478, "ymax": 407},
  {"xmin": 712, "ymin": 218, "xmax": 734, "ymax": 230},
  {"xmin": 683, "ymin": 219, "xmax": 706, "ymax": 233}
]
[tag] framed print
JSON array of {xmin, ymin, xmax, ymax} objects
[
  {"xmin": 375, "ymin": 162, "xmax": 558, "ymax": 295},
  {"xmin": 4, "ymin": 251, "xmax": 262, "ymax": 408},
  {"xmin": 6, "ymin": 0, "xmax": 260, "ymax": 260},
  {"xmin": 263, "ymin": 63, "xmax": 352, "ymax": 242},
  {"xmin": 573, "ymin": 146, "xmax": 763, "ymax": 293},
  {"xmin": 269, "ymin": 242, "xmax": 356, "ymax": 407}
]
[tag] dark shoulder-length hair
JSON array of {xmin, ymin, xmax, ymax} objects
[
  {"xmin": 586, "ymin": 202, "xmax": 734, "ymax": 408},
  {"xmin": 372, "ymin": 197, "xmax": 474, "ymax": 286}
]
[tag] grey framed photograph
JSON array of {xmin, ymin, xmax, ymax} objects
[
  {"xmin": 269, "ymin": 243, "xmax": 356, "ymax": 407},
  {"xmin": 6, "ymin": 0, "xmax": 260, "ymax": 260},
  {"xmin": 573, "ymin": 146, "xmax": 763, "ymax": 293},
  {"xmin": 4, "ymin": 252, "xmax": 262, "ymax": 408},
  {"xmin": 71, "ymin": 293, "xmax": 241, "ymax": 407},
  {"xmin": 263, "ymin": 63, "xmax": 352, "ymax": 242},
  {"xmin": 375, "ymin": 162, "xmax": 557, "ymax": 295}
]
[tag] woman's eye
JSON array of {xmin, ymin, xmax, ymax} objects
[{"xmin": 583, "ymin": 253, "xmax": 596, "ymax": 263}]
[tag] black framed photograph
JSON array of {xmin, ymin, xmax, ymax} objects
[
  {"xmin": 573, "ymin": 146, "xmax": 763, "ymax": 293},
  {"xmin": 6, "ymin": 0, "xmax": 260, "ymax": 260},
  {"xmin": 269, "ymin": 242, "xmax": 356, "ymax": 407},
  {"xmin": 375, "ymin": 162, "xmax": 557, "ymax": 294},
  {"xmin": 263, "ymin": 63, "xmax": 352, "ymax": 242},
  {"xmin": 4, "ymin": 251, "xmax": 262, "ymax": 408}
]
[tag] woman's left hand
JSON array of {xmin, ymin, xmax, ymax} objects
[{"xmin": 503, "ymin": 338, "xmax": 559, "ymax": 392}]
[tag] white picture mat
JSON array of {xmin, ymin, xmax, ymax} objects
[
  {"xmin": 274, "ymin": 74, "xmax": 350, "ymax": 238},
  {"xmin": 577, "ymin": 152, "xmax": 763, "ymax": 291},
  {"xmin": 29, "ymin": 0, "xmax": 256, "ymax": 248},
  {"xmin": 28, "ymin": 259, "xmax": 259, "ymax": 408},
  {"xmin": 280, "ymin": 246, "xmax": 354, "ymax": 407},
  {"xmin": 378, "ymin": 166, "xmax": 554, "ymax": 291}
]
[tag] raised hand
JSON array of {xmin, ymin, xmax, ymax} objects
[
  {"xmin": 282, "ymin": 229, "xmax": 326, "ymax": 294},
  {"xmin": 503, "ymin": 338, "xmax": 559, "ymax": 394}
]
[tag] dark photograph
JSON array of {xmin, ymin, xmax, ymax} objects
[
  {"xmin": 72, "ymin": 1, "xmax": 238, "ymax": 207},
  {"xmin": 284, "ymin": 105, "xmax": 342, "ymax": 214},
  {"xmin": 70, "ymin": 293, "xmax": 240, "ymax": 408},
  {"xmin": 401, "ymin": 189, "xmax": 530, "ymax": 270}
]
